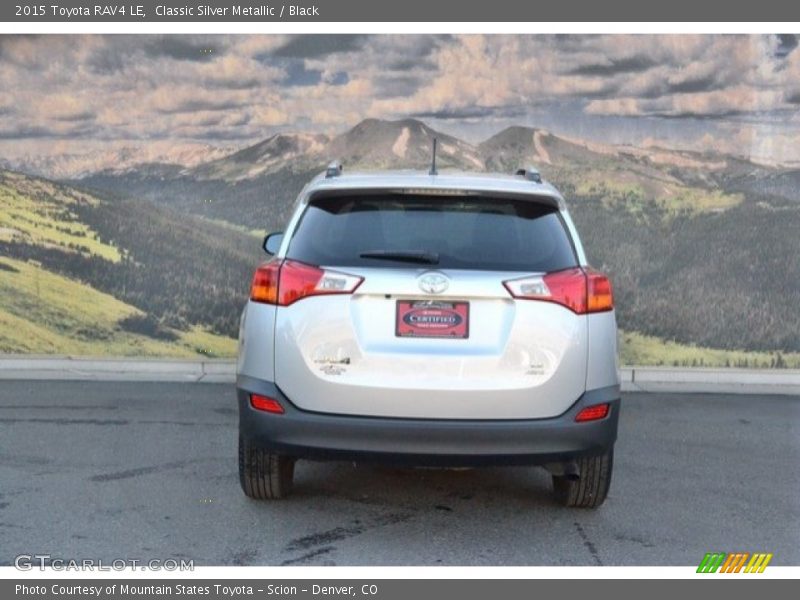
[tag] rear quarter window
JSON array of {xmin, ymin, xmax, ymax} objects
[{"xmin": 286, "ymin": 193, "xmax": 578, "ymax": 272}]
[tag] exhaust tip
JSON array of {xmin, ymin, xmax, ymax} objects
[
  {"xmin": 545, "ymin": 461, "xmax": 581, "ymax": 480},
  {"xmin": 562, "ymin": 461, "xmax": 581, "ymax": 480}
]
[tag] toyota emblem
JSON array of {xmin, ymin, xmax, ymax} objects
[{"xmin": 418, "ymin": 272, "xmax": 449, "ymax": 295}]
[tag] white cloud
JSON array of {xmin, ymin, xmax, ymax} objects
[
  {"xmin": 0, "ymin": 34, "xmax": 798, "ymax": 161},
  {"xmin": 252, "ymin": 105, "xmax": 290, "ymax": 127}
]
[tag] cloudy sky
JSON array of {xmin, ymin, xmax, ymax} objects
[{"xmin": 1, "ymin": 34, "xmax": 799, "ymax": 163}]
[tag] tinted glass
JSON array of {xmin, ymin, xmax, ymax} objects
[{"xmin": 286, "ymin": 194, "xmax": 577, "ymax": 272}]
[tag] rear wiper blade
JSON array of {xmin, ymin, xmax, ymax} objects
[{"xmin": 359, "ymin": 250, "xmax": 440, "ymax": 265}]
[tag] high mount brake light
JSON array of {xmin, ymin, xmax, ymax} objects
[
  {"xmin": 250, "ymin": 260, "xmax": 363, "ymax": 306},
  {"xmin": 503, "ymin": 268, "xmax": 613, "ymax": 314}
]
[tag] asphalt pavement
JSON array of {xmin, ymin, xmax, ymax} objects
[{"xmin": 0, "ymin": 381, "xmax": 797, "ymax": 566}]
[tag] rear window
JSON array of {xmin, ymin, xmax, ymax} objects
[{"xmin": 286, "ymin": 193, "xmax": 577, "ymax": 272}]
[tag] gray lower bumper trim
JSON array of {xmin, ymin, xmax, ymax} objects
[{"xmin": 236, "ymin": 375, "xmax": 620, "ymax": 466}]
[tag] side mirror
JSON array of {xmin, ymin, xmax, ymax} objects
[{"xmin": 263, "ymin": 232, "xmax": 284, "ymax": 255}]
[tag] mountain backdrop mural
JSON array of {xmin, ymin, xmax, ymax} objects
[{"xmin": 1, "ymin": 35, "xmax": 798, "ymax": 366}]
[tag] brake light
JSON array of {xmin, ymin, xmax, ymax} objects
[
  {"xmin": 250, "ymin": 259, "xmax": 363, "ymax": 306},
  {"xmin": 250, "ymin": 393, "xmax": 284, "ymax": 414},
  {"xmin": 503, "ymin": 267, "xmax": 613, "ymax": 314},
  {"xmin": 575, "ymin": 403, "xmax": 610, "ymax": 422}
]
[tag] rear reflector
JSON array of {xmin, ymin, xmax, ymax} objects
[
  {"xmin": 250, "ymin": 259, "xmax": 363, "ymax": 306},
  {"xmin": 575, "ymin": 403, "xmax": 610, "ymax": 422},
  {"xmin": 250, "ymin": 393, "xmax": 284, "ymax": 414},
  {"xmin": 503, "ymin": 267, "xmax": 613, "ymax": 314}
]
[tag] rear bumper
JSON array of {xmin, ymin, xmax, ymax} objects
[{"xmin": 236, "ymin": 375, "xmax": 620, "ymax": 467}]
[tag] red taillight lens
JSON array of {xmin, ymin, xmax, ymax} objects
[
  {"xmin": 250, "ymin": 393, "xmax": 284, "ymax": 414},
  {"xmin": 278, "ymin": 260, "xmax": 328, "ymax": 305},
  {"xmin": 250, "ymin": 260, "xmax": 280, "ymax": 304},
  {"xmin": 575, "ymin": 403, "xmax": 610, "ymax": 422},
  {"xmin": 542, "ymin": 268, "xmax": 588, "ymax": 314},
  {"xmin": 250, "ymin": 259, "xmax": 363, "ymax": 306},
  {"xmin": 503, "ymin": 267, "xmax": 613, "ymax": 314},
  {"xmin": 586, "ymin": 269, "xmax": 613, "ymax": 313}
]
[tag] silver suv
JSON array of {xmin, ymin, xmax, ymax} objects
[{"xmin": 236, "ymin": 165, "xmax": 620, "ymax": 508}]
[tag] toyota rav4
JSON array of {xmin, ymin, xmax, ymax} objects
[{"xmin": 236, "ymin": 165, "xmax": 620, "ymax": 508}]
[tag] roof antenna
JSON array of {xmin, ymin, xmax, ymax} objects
[{"xmin": 429, "ymin": 138, "xmax": 438, "ymax": 176}]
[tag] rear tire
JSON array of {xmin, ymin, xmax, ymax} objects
[
  {"xmin": 552, "ymin": 449, "xmax": 613, "ymax": 508},
  {"xmin": 238, "ymin": 436, "xmax": 295, "ymax": 499}
]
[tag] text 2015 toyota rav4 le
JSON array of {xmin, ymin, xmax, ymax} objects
[{"xmin": 236, "ymin": 164, "xmax": 620, "ymax": 508}]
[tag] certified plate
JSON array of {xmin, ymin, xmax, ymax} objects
[{"xmin": 395, "ymin": 300, "xmax": 469, "ymax": 339}]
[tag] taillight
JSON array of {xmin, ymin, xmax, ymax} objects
[
  {"xmin": 250, "ymin": 259, "xmax": 363, "ymax": 306},
  {"xmin": 503, "ymin": 267, "xmax": 613, "ymax": 314},
  {"xmin": 575, "ymin": 403, "xmax": 610, "ymax": 422},
  {"xmin": 585, "ymin": 268, "xmax": 614, "ymax": 313},
  {"xmin": 250, "ymin": 260, "xmax": 280, "ymax": 304}
]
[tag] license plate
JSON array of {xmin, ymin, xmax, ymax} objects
[{"xmin": 395, "ymin": 300, "xmax": 469, "ymax": 339}]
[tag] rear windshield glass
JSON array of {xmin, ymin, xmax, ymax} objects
[{"xmin": 286, "ymin": 193, "xmax": 577, "ymax": 272}]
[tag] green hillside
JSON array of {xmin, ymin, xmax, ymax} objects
[
  {"xmin": 0, "ymin": 256, "xmax": 234, "ymax": 357},
  {"xmin": 620, "ymin": 330, "xmax": 800, "ymax": 369},
  {"xmin": 570, "ymin": 193, "xmax": 800, "ymax": 354},
  {"xmin": 0, "ymin": 171, "xmax": 120, "ymax": 261},
  {"xmin": 555, "ymin": 169, "xmax": 743, "ymax": 217},
  {"xmin": 0, "ymin": 169, "xmax": 258, "ymax": 357}
]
